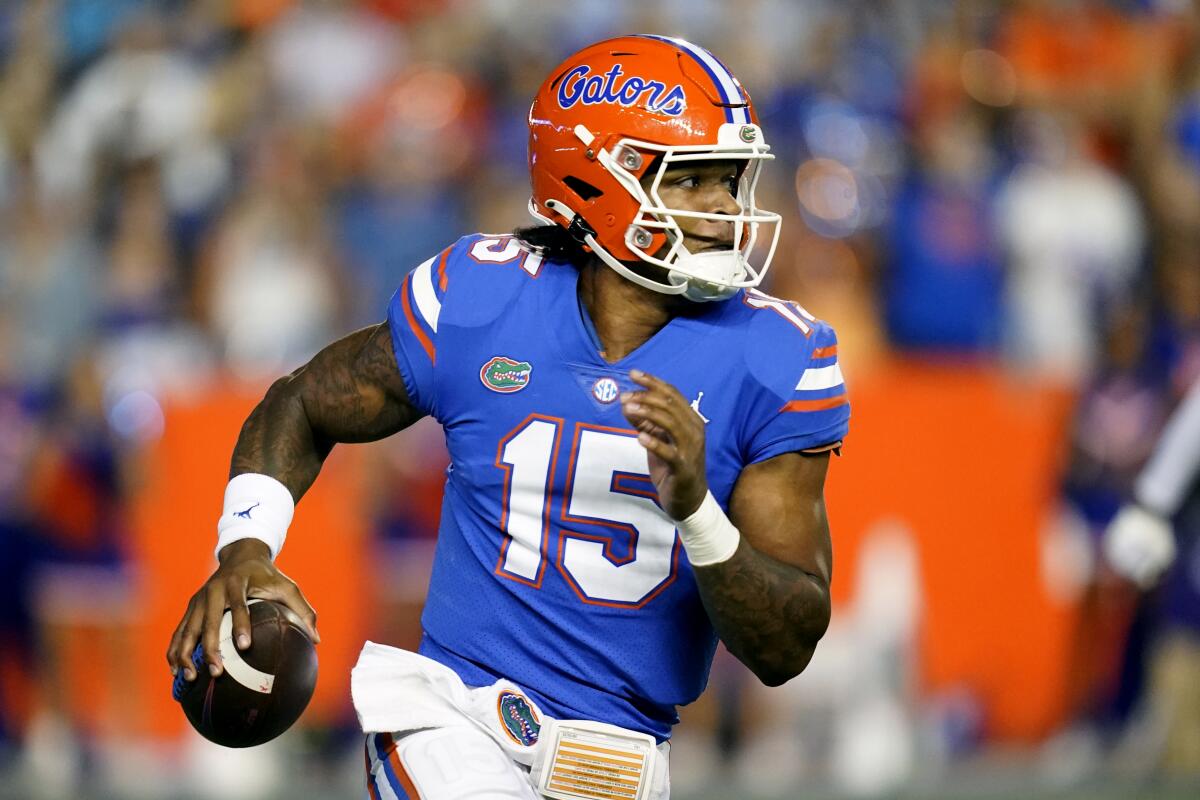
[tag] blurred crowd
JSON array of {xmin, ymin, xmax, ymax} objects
[{"xmin": 2, "ymin": 0, "xmax": 1200, "ymax": 797}]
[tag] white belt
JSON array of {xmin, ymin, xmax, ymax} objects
[{"xmin": 351, "ymin": 641, "xmax": 668, "ymax": 800}]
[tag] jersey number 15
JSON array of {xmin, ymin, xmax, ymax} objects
[{"xmin": 495, "ymin": 415, "xmax": 681, "ymax": 608}]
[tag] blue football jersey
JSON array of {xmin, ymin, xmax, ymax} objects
[{"xmin": 385, "ymin": 233, "xmax": 850, "ymax": 741}]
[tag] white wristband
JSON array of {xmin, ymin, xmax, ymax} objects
[
  {"xmin": 215, "ymin": 473, "xmax": 295, "ymax": 561},
  {"xmin": 677, "ymin": 491, "xmax": 741, "ymax": 567}
]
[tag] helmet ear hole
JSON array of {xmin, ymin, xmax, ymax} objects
[{"xmin": 564, "ymin": 176, "xmax": 603, "ymax": 201}]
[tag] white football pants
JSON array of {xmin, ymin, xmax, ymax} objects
[{"xmin": 365, "ymin": 726, "xmax": 540, "ymax": 800}]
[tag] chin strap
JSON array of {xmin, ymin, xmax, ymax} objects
[
  {"xmin": 668, "ymin": 252, "xmax": 742, "ymax": 302},
  {"xmin": 543, "ymin": 199, "xmax": 735, "ymax": 301}
]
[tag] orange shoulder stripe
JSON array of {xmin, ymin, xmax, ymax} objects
[
  {"xmin": 400, "ymin": 274, "xmax": 436, "ymax": 364},
  {"xmin": 781, "ymin": 395, "xmax": 847, "ymax": 413},
  {"xmin": 811, "ymin": 344, "xmax": 838, "ymax": 359},
  {"xmin": 437, "ymin": 246, "xmax": 452, "ymax": 292}
]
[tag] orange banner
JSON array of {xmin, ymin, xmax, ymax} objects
[
  {"xmin": 100, "ymin": 359, "xmax": 1079, "ymax": 741},
  {"xmin": 825, "ymin": 359, "xmax": 1078, "ymax": 738},
  {"xmin": 130, "ymin": 385, "xmax": 372, "ymax": 737}
]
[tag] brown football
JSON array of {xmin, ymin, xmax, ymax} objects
[{"xmin": 173, "ymin": 599, "xmax": 318, "ymax": 748}]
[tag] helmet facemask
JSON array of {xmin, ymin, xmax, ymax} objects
[{"xmin": 541, "ymin": 122, "xmax": 783, "ymax": 302}]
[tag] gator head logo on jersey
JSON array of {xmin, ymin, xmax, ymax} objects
[
  {"xmin": 480, "ymin": 357, "xmax": 532, "ymax": 393},
  {"xmin": 497, "ymin": 690, "xmax": 540, "ymax": 747}
]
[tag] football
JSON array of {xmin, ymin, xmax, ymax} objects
[{"xmin": 172, "ymin": 599, "xmax": 318, "ymax": 748}]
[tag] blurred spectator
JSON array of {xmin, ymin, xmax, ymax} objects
[
  {"xmin": 1061, "ymin": 302, "xmax": 1170, "ymax": 737},
  {"xmin": 0, "ymin": 174, "xmax": 99, "ymax": 391},
  {"xmin": 197, "ymin": 131, "xmax": 342, "ymax": 379},
  {"xmin": 1066, "ymin": 304, "xmax": 1169, "ymax": 535},
  {"xmin": 35, "ymin": 9, "xmax": 228, "ymax": 220},
  {"xmin": 0, "ymin": 318, "xmax": 45, "ymax": 756},
  {"xmin": 57, "ymin": 0, "xmax": 156, "ymax": 72},
  {"xmin": 995, "ymin": 0, "xmax": 1162, "ymax": 127},
  {"xmin": 332, "ymin": 62, "xmax": 483, "ymax": 323},
  {"xmin": 264, "ymin": 0, "xmax": 401, "ymax": 124},
  {"xmin": 883, "ymin": 104, "xmax": 1004, "ymax": 353},
  {"xmin": 1152, "ymin": 233, "xmax": 1200, "ymax": 394},
  {"xmin": 95, "ymin": 162, "xmax": 215, "ymax": 436},
  {"xmin": 26, "ymin": 354, "xmax": 132, "ymax": 574},
  {"xmin": 0, "ymin": 1, "xmax": 57, "ymax": 178},
  {"xmin": 20, "ymin": 351, "xmax": 140, "ymax": 796},
  {"xmin": 101, "ymin": 162, "xmax": 178, "ymax": 330},
  {"xmin": 996, "ymin": 109, "xmax": 1145, "ymax": 384},
  {"xmin": 1151, "ymin": 454, "xmax": 1200, "ymax": 777}
]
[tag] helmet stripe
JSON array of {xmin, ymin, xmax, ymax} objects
[{"xmin": 639, "ymin": 35, "xmax": 750, "ymax": 124}]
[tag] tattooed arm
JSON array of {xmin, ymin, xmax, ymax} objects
[
  {"xmin": 166, "ymin": 324, "xmax": 422, "ymax": 681},
  {"xmin": 622, "ymin": 371, "xmax": 831, "ymax": 686},
  {"xmin": 229, "ymin": 323, "xmax": 422, "ymax": 497},
  {"xmin": 702, "ymin": 451, "xmax": 832, "ymax": 686}
]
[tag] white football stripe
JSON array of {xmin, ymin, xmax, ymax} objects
[
  {"xmin": 657, "ymin": 36, "xmax": 751, "ymax": 124},
  {"xmin": 411, "ymin": 255, "xmax": 441, "ymax": 333},
  {"xmin": 218, "ymin": 604, "xmax": 276, "ymax": 694},
  {"xmin": 795, "ymin": 364, "xmax": 844, "ymax": 391}
]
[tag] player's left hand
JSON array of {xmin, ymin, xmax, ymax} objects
[{"xmin": 622, "ymin": 369, "xmax": 708, "ymax": 521}]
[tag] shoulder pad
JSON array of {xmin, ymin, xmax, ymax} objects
[
  {"xmin": 739, "ymin": 289, "xmax": 831, "ymax": 399},
  {"xmin": 438, "ymin": 234, "xmax": 547, "ymax": 329}
]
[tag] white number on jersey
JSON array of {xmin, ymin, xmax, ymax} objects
[
  {"xmin": 743, "ymin": 288, "xmax": 814, "ymax": 334},
  {"xmin": 469, "ymin": 236, "xmax": 544, "ymax": 276},
  {"xmin": 496, "ymin": 417, "xmax": 679, "ymax": 607}
]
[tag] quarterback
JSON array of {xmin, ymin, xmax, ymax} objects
[{"xmin": 167, "ymin": 35, "xmax": 849, "ymax": 799}]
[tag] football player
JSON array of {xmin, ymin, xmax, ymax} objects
[
  {"xmin": 167, "ymin": 35, "xmax": 850, "ymax": 799},
  {"xmin": 1104, "ymin": 376, "xmax": 1200, "ymax": 587}
]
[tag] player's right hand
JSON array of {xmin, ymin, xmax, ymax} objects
[{"xmin": 165, "ymin": 538, "xmax": 319, "ymax": 681}]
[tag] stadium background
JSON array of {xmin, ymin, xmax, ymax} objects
[{"xmin": 1, "ymin": 0, "xmax": 1199, "ymax": 798}]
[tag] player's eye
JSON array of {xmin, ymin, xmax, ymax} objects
[{"xmin": 672, "ymin": 174, "xmax": 700, "ymax": 189}]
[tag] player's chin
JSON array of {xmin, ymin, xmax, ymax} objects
[{"xmin": 686, "ymin": 239, "xmax": 734, "ymax": 254}]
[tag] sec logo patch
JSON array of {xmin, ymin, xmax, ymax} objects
[{"xmin": 592, "ymin": 377, "xmax": 620, "ymax": 404}]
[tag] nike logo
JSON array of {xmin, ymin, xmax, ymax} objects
[
  {"xmin": 233, "ymin": 502, "xmax": 260, "ymax": 520},
  {"xmin": 690, "ymin": 392, "xmax": 710, "ymax": 424}
]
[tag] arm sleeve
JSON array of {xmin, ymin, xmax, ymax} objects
[
  {"xmin": 386, "ymin": 244, "xmax": 454, "ymax": 419},
  {"xmin": 1135, "ymin": 377, "xmax": 1200, "ymax": 516},
  {"xmin": 743, "ymin": 321, "xmax": 850, "ymax": 464}
]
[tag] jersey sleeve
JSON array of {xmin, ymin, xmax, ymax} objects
[
  {"xmin": 742, "ymin": 319, "xmax": 850, "ymax": 464},
  {"xmin": 386, "ymin": 241, "xmax": 460, "ymax": 419},
  {"xmin": 386, "ymin": 233, "xmax": 539, "ymax": 420}
]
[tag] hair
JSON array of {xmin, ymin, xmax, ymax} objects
[{"xmin": 512, "ymin": 223, "xmax": 591, "ymax": 268}]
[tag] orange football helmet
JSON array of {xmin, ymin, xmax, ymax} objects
[{"xmin": 528, "ymin": 35, "xmax": 781, "ymax": 301}]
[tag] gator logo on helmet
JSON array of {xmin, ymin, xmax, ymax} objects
[
  {"xmin": 739, "ymin": 125, "xmax": 757, "ymax": 143},
  {"xmin": 480, "ymin": 357, "xmax": 532, "ymax": 393},
  {"xmin": 557, "ymin": 64, "xmax": 686, "ymax": 116},
  {"xmin": 497, "ymin": 690, "xmax": 540, "ymax": 747}
]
